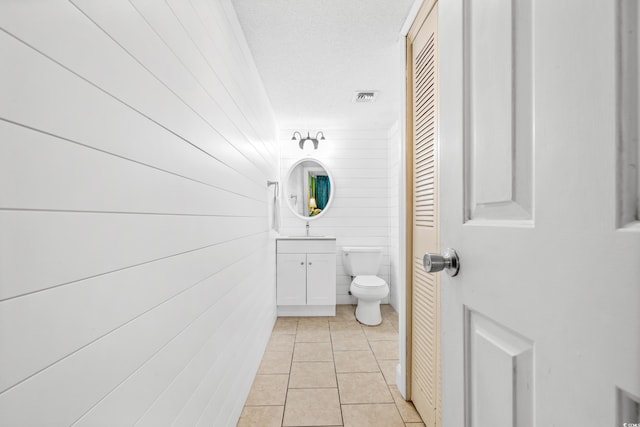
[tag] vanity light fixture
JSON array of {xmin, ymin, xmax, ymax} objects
[{"xmin": 292, "ymin": 131, "xmax": 325, "ymax": 150}]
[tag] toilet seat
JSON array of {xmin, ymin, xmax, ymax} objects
[{"xmin": 352, "ymin": 275, "xmax": 386, "ymax": 289}]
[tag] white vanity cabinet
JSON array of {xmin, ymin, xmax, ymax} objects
[{"xmin": 276, "ymin": 237, "xmax": 336, "ymax": 316}]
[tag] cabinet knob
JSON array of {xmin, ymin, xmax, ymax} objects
[
  {"xmin": 308, "ymin": 262, "xmax": 312, "ymax": 265},
  {"xmin": 300, "ymin": 262, "xmax": 304, "ymax": 265}
]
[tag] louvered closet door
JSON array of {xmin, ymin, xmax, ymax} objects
[{"xmin": 407, "ymin": 2, "xmax": 440, "ymax": 426}]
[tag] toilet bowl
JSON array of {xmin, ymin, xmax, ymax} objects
[
  {"xmin": 342, "ymin": 247, "xmax": 389, "ymax": 326},
  {"xmin": 350, "ymin": 275, "xmax": 389, "ymax": 325}
]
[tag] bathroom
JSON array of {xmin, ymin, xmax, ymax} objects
[
  {"xmin": 0, "ymin": 0, "xmax": 414, "ymax": 425},
  {"xmin": 277, "ymin": 127, "xmax": 402, "ymax": 310},
  {"xmin": 3, "ymin": 0, "xmax": 639, "ymax": 426},
  {"xmin": 251, "ymin": 130, "xmax": 410, "ymax": 425}
]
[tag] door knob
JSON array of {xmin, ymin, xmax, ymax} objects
[{"xmin": 423, "ymin": 248, "xmax": 460, "ymax": 276}]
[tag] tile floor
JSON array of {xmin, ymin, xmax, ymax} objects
[{"xmin": 237, "ymin": 304, "xmax": 425, "ymax": 427}]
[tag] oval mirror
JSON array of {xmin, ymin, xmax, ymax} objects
[{"xmin": 285, "ymin": 158, "xmax": 334, "ymax": 220}]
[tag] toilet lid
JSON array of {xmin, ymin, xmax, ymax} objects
[{"xmin": 352, "ymin": 275, "xmax": 387, "ymax": 289}]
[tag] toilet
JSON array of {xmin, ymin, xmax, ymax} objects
[{"xmin": 342, "ymin": 246, "xmax": 389, "ymax": 326}]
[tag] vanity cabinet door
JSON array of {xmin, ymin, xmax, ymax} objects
[
  {"xmin": 276, "ymin": 254, "xmax": 307, "ymax": 305},
  {"xmin": 306, "ymin": 253, "xmax": 336, "ymax": 306}
]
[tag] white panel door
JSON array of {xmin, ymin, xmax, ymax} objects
[
  {"xmin": 276, "ymin": 253, "xmax": 306, "ymax": 305},
  {"xmin": 306, "ymin": 253, "xmax": 336, "ymax": 306},
  {"xmin": 438, "ymin": 0, "xmax": 640, "ymax": 426}
]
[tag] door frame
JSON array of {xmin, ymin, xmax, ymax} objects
[{"xmin": 397, "ymin": 0, "xmax": 439, "ymax": 404}]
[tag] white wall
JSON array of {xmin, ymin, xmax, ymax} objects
[
  {"xmin": 279, "ymin": 129, "xmax": 390, "ymax": 304},
  {"xmin": 0, "ymin": 1, "xmax": 278, "ymax": 426},
  {"xmin": 387, "ymin": 121, "xmax": 402, "ymax": 311}
]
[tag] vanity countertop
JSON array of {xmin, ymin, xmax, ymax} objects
[{"xmin": 277, "ymin": 236, "xmax": 336, "ymax": 240}]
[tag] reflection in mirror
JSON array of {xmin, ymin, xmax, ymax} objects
[{"xmin": 285, "ymin": 159, "xmax": 334, "ymax": 220}]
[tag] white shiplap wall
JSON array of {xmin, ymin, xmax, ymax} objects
[
  {"xmin": 0, "ymin": 1, "xmax": 278, "ymax": 426},
  {"xmin": 279, "ymin": 129, "xmax": 390, "ymax": 304},
  {"xmin": 387, "ymin": 121, "xmax": 402, "ymax": 311}
]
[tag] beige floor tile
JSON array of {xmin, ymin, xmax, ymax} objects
[
  {"xmin": 299, "ymin": 316, "xmax": 332, "ymax": 322},
  {"xmin": 362, "ymin": 325, "xmax": 398, "ymax": 341},
  {"xmin": 282, "ymin": 388, "xmax": 342, "ymax": 426},
  {"xmin": 383, "ymin": 318, "xmax": 398, "ymax": 329},
  {"xmin": 335, "ymin": 304, "xmax": 357, "ymax": 321},
  {"xmin": 258, "ymin": 350, "xmax": 293, "ymax": 374},
  {"xmin": 267, "ymin": 334, "xmax": 295, "ymax": 352},
  {"xmin": 377, "ymin": 359, "xmax": 399, "ymax": 385},
  {"xmin": 370, "ymin": 340, "xmax": 399, "ymax": 360},
  {"xmin": 331, "ymin": 327, "xmax": 367, "ymax": 339},
  {"xmin": 245, "ymin": 374, "xmax": 289, "ymax": 406},
  {"xmin": 331, "ymin": 321, "xmax": 364, "ymax": 336},
  {"xmin": 380, "ymin": 304, "xmax": 396, "ymax": 314},
  {"xmin": 377, "ymin": 317, "xmax": 398, "ymax": 330},
  {"xmin": 297, "ymin": 317, "xmax": 330, "ymax": 331},
  {"xmin": 289, "ymin": 361, "xmax": 337, "ymax": 388},
  {"xmin": 389, "ymin": 385, "xmax": 423, "ymax": 423},
  {"xmin": 293, "ymin": 342, "xmax": 333, "ymax": 362},
  {"xmin": 341, "ymin": 403, "xmax": 405, "ymax": 427},
  {"xmin": 329, "ymin": 320, "xmax": 363, "ymax": 333},
  {"xmin": 337, "ymin": 372, "xmax": 393, "ymax": 404},
  {"xmin": 334, "ymin": 350, "xmax": 380, "ymax": 373},
  {"xmin": 295, "ymin": 328, "xmax": 331, "ymax": 343},
  {"xmin": 405, "ymin": 423, "xmax": 426, "ymax": 427},
  {"xmin": 331, "ymin": 330, "xmax": 370, "ymax": 351},
  {"xmin": 273, "ymin": 318, "xmax": 298, "ymax": 335},
  {"xmin": 237, "ymin": 405, "xmax": 284, "ymax": 427}
]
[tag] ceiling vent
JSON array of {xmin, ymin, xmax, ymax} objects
[{"xmin": 352, "ymin": 91, "xmax": 378, "ymax": 103}]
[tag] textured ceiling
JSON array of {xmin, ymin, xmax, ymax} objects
[{"xmin": 230, "ymin": 0, "xmax": 415, "ymax": 130}]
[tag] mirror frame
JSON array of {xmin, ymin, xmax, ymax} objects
[{"xmin": 284, "ymin": 158, "xmax": 335, "ymax": 221}]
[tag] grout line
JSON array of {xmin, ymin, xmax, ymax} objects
[
  {"xmin": 281, "ymin": 319, "xmax": 297, "ymax": 427},
  {"xmin": 329, "ymin": 314, "xmax": 345, "ymax": 427}
]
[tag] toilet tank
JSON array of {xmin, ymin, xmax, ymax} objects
[{"xmin": 342, "ymin": 247, "xmax": 382, "ymax": 276}]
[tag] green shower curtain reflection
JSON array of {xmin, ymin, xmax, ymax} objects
[
  {"xmin": 316, "ymin": 175, "xmax": 330, "ymax": 209},
  {"xmin": 307, "ymin": 173, "xmax": 330, "ymax": 216}
]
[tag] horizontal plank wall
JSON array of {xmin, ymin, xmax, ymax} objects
[
  {"xmin": 0, "ymin": 1, "xmax": 278, "ymax": 426},
  {"xmin": 279, "ymin": 129, "xmax": 390, "ymax": 304}
]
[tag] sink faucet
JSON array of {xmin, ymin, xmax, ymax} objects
[{"xmin": 306, "ymin": 221, "xmax": 310, "ymax": 237}]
